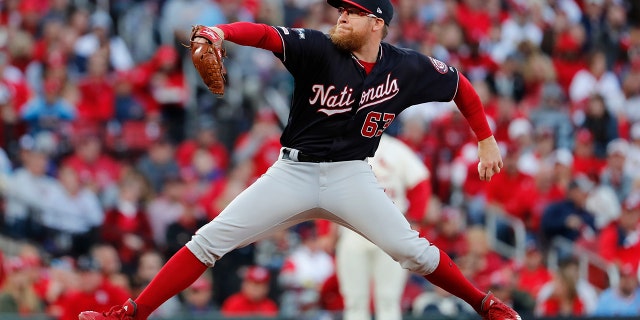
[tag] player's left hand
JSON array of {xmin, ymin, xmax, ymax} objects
[{"xmin": 477, "ymin": 136, "xmax": 503, "ymax": 181}]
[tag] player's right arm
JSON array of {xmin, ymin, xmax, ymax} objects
[{"xmin": 193, "ymin": 22, "xmax": 284, "ymax": 53}]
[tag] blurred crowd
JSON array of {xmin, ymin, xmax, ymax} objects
[{"xmin": 0, "ymin": 0, "xmax": 640, "ymax": 319}]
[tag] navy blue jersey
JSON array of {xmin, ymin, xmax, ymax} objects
[{"xmin": 272, "ymin": 26, "xmax": 459, "ymax": 161}]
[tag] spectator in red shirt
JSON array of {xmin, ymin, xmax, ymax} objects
[
  {"xmin": 58, "ymin": 256, "xmax": 130, "ymax": 320},
  {"xmin": 550, "ymin": 24, "xmax": 587, "ymax": 93},
  {"xmin": 504, "ymin": 161, "xmax": 565, "ymax": 235},
  {"xmin": 176, "ymin": 119, "xmax": 229, "ymax": 173},
  {"xmin": 63, "ymin": 134, "xmax": 121, "ymax": 196},
  {"xmin": 148, "ymin": 46, "xmax": 188, "ymax": 143},
  {"xmin": 598, "ymin": 191, "xmax": 640, "ymax": 268},
  {"xmin": 430, "ymin": 110, "xmax": 476, "ymax": 200},
  {"xmin": 514, "ymin": 241, "xmax": 552, "ymax": 299},
  {"xmin": 428, "ymin": 206, "xmax": 468, "ymax": 260},
  {"xmin": 572, "ymin": 128, "xmax": 606, "ymax": 181},
  {"xmin": 0, "ymin": 256, "xmax": 44, "ymax": 315},
  {"xmin": 198, "ymin": 160, "xmax": 254, "ymax": 220},
  {"xmin": 76, "ymin": 52, "xmax": 115, "ymax": 124},
  {"xmin": 90, "ymin": 243, "xmax": 129, "ymax": 292},
  {"xmin": 232, "ymin": 108, "xmax": 282, "ymax": 181},
  {"xmin": 485, "ymin": 142, "xmax": 534, "ymax": 215},
  {"xmin": 456, "ymin": 0, "xmax": 492, "ymax": 41},
  {"xmin": 459, "ymin": 36, "xmax": 499, "ymax": 83},
  {"xmin": 457, "ymin": 227, "xmax": 504, "ymax": 292},
  {"xmin": 101, "ymin": 173, "xmax": 153, "ymax": 273},
  {"xmin": 221, "ymin": 265, "xmax": 278, "ymax": 317}
]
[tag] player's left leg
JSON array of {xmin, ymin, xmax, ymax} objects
[{"xmin": 320, "ymin": 160, "xmax": 521, "ymax": 320}]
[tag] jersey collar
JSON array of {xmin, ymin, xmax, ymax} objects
[{"xmin": 350, "ymin": 44, "xmax": 383, "ymax": 68}]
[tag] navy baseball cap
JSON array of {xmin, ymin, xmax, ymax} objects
[{"xmin": 327, "ymin": 0, "xmax": 394, "ymax": 25}]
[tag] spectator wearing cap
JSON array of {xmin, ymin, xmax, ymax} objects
[
  {"xmin": 135, "ymin": 137, "xmax": 180, "ymax": 194},
  {"xmin": 505, "ymin": 118, "xmax": 536, "ymax": 174},
  {"xmin": 20, "ymin": 77, "xmax": 75, "ymax": 135},
  {"xmin": 514, "ymin": 240, "xmax": 552, "ymax": 299},
  {"xmin": 428, "ymin": 206, "xmax": 468, "ymax": 260},
  {"xmin": 578, "ymin": 93, "xmax": 620, "ymax": 158},
  {"xmin": 593, "ymin": 263, "xmax": 640, "ymax": 316},
  {"xmin": 147, "ymin": 45, "xmax": 189, "ymax": 143},
  {"xmin": 600, "ymin": 138, "xmax": 633, "ymax": 203},
  {"xmin": 528, "ymin": 82, "xmax": 573, "ymax": 150},
  {"xmin": 540, "ymin": 175, "xmax": 597, "ymax": 249},
  {"xmin": 0, "ymin": 256, "xmax": 44, "ymax": 315},
  {"xmin": 221, "ymin": 265, "xmax": 278, "ymax": 317},
  {"xmin": 624, "ymin": 122, "xmax": 640, "ymax": 180},
  {"xmin": 182, "ymin": 274, "xmax": 217, "ymax": 316},
  {"xmin": 0, "ymin": 135, "xmax": 58, "ymax": 239},
  {"xmin": 571, "ymin": 128, "xmax": 605, "ymax": 181},
  {"xmin": 58, "ymin": 255, "xmax": 130, "ymax": 320},
  {"xmin": 74, "ymin": 10, "xmax": 134, "ymax": 73},
  {"xmin": 597, "ymin": 191, "xmax": 640, "ymax": 269}
]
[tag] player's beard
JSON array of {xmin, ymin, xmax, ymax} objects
[{"xmin": 329, "ymin": 25, "xmax": 368, "ymax": 52}]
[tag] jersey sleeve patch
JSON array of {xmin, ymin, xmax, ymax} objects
[{"xmin": 428, "ymin": 56, "xmax": 448, "ymax": 74}]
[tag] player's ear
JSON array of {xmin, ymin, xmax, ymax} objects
[{"xmin": 372, "ymin": 18, "xmax": 384, "ymax": 33}]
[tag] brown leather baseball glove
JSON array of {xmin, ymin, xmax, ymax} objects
[{"xmin": 188, "ymin": 25, "xmax": 226, "ymax": 96}]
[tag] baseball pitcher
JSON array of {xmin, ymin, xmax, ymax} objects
[{"xmin": 79, "ymin": 1, "xmax": 520, "ymax": 320}]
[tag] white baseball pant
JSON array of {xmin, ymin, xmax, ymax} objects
[{"xmin": 186, "ymin": 149, "xmax": 440, "ymax": 276}]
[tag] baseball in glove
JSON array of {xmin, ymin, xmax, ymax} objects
[{"xmin": 188, "ymin": 25, "xmax": 226, "ymax": 96}]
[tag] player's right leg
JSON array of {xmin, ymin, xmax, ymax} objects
[
  {"xmin": 79, "ymin": 160, "xmax": 320, "ymax": 320},
  {"xmin": 320, "ymin": 161, "xmax": 521, "ymax": 320}
]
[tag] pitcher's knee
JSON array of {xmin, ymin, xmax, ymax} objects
[
  {"xmin": 185, "ymin": 233, "xmax": 221, "ymax": 267},
  {"xmin": 397, "ymin": 244, "xmax": 440, "ymax": 274}
]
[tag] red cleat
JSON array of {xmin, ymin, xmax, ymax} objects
[
  {"xmin": 479, "ymin": 292, "xmax": 522, "ymax": 320},
  {"xmin": 78, "ymin": 298, "xmax": 137, "ymax": 320}
]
